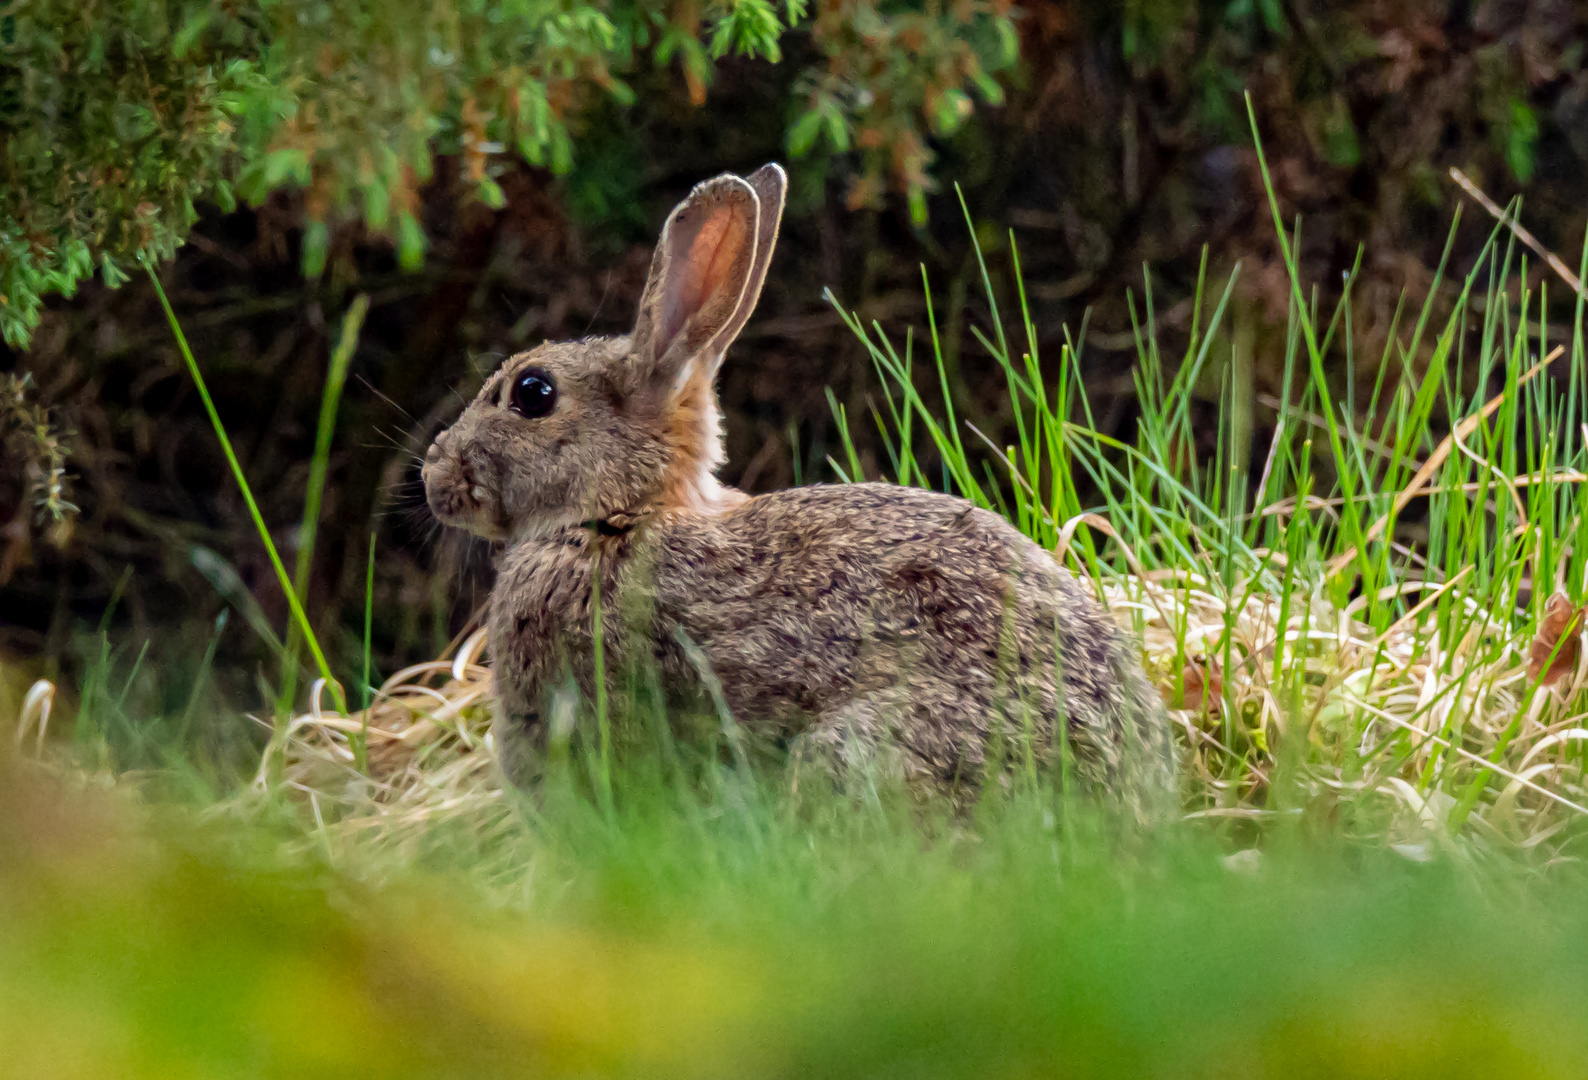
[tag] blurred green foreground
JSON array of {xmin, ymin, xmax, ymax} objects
[{"xmin": 3, "ymin": 751, "xmax": 1586, "ymax": 1080}]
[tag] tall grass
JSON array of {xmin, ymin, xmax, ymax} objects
[
  {"xmin": 277, "ymin": 294, "xmax": 369, "ymax": 725},
  {"xmin": 818, "ymin": 104, "xmax": 1588, "ymax": 852},
  {"xmin": 144, "ymin": 266, "xmax": 373, "ymax": 778},
  {"xmin": 11, "ymin": 739, "xmax": 1588, "ymax": 1080},
  {"xmin": 144, "ymin": 264, "xmax": 345, "ymax": 721},
  {"xmin": 97, "ymin": 100, "xmax": 1584, "ymax": 867}
]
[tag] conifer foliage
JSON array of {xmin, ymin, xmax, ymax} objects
[{"xmin": 0, "ymin": 0, "xmax": 1018, "ymax": 349}]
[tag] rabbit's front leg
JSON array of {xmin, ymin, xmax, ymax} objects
[
  {"xmin": 488, "ymin": 635, "xmax": 561, "ymax": 789},
  {"xmin": 489, "ymin": 694, "xmax": 543, "ymax": 790},
  {"xmin": 488, "ymin": 537, "xmax": 590, "ymax": 789}
]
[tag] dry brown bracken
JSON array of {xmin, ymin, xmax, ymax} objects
[{"xmin": 423, "ymin": 164, "xmax": 1176, "ymax": 820}]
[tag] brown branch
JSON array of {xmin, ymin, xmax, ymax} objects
[{"xmin": 1449, "ymin": 168, "xmax": 1585, "ymax": 299}]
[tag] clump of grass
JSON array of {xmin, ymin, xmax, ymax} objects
[
  {"xmin": 11, "ymin": 736, "xmax": 1588, "ymax": 1080},
  {"xmin": 253, "ymin": 626, "xmax": 500, "ymax": 846},
  {"xmin": 826, "ymin": 102, "xmax": 1588, "ymax": 854}
]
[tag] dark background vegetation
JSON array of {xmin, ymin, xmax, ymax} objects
[{"xmin": 4, "ymin": 1, "xmax": 1587, "ymax": 746}]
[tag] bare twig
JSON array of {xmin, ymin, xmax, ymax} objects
[{"xmin": 1449, "ymin": 168, "xmax": 1585, "ymax": 299}]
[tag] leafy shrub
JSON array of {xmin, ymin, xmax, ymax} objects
[{"xmin": 0, "ymin": 0, "xmax": 1018, "ymax": 348}]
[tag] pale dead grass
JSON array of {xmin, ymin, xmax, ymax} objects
[
  {"xmin": 245, "ymin": 569, "xmax": 1588, "ymax": 859},
  {"xmin": 256, "ymin": 626, "xmax": 505, "ymax": 852},
  {"xmin": 1111, "ymin": 567, "xmax": 1588, "ymax": 856}
]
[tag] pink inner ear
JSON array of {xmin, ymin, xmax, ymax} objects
[{"xmin": 661, "ymin": 205, "xmax": 750, "ymax": 354}]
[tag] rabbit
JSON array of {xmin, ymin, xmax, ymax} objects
[{"xmin": 422, "ymin": 163, "xmax": 1178, "ymax": 820}]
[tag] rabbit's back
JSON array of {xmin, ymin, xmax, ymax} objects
[{"xmin": 642, "ymin": 483, "xmax": 1174, "ymax": 804}]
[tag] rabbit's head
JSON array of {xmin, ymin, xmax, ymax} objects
[{"xmin": 423, "ymin": 164, "xmax": 786, "ymax": 541}]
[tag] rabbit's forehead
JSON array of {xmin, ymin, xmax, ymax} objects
[{"xmin": 482, "ymin": 338, "xmax": 627, "ymax": 399}]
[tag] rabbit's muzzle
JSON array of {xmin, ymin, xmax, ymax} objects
[{"xmin": 422, "ymin": 429, "xmax": 507, "ymax": 540}]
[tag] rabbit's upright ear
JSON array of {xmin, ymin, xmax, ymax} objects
[
  {"xmin": 705, "ymin": 163, "xmax": 786, "ymax": 379},
  {"xmin": 629, "ymin": 173, "xmax": 760, "ymax": 388}
]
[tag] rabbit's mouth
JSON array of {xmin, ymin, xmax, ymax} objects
[{"xmin": 422, "ymin": 440, "xmax": 509, "ymax": 540}]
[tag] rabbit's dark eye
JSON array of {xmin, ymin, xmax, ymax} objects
[{"xmin": 509, "ymin": 368, "xmax": 558, "ymax": 419}]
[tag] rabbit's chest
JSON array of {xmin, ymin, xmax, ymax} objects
[{"xmin": 489, "ymin": 532, "xmax": 631, "ymax": 701}]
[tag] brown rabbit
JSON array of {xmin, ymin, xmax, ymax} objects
[{"xmin": 423, "ymin": 164, "xmax": 1177, "ymax": 818}]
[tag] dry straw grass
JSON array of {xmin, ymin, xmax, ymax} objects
[
  {"xmin": 255, "ymin": 567, "xmax": 1588, "ymax": 858},
  {"xmin": 1117, "ymin": 573, "xmax": 1588, "ymax": 850},
  {"xmin": 258, "ymin": 627, "xmax": 506, "ymax": 851}
]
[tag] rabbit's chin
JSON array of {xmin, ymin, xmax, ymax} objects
[
  {"xmin": 423, "ymin": 476, "xmax": 509, "ymax": 541},
  {"xmin": 439, "ymin": 505, "xmax": 511, "ymax": 543}
]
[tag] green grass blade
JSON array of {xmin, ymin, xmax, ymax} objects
[
  {"xmin": 278, "ymin": 294, "xmax": 369, "ymax": 722},
  {"xmin": 143, "ymin": 261, "xmax": 348, "ymax": 733}
]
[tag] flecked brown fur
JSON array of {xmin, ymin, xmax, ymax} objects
[{"xmin": 423, "ymin": 163, "xmax": 1177, "ymax": 819}]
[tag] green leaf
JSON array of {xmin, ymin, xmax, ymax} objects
[
  {"xmin": 1258, "ymin": 0, "xmax": 1287, "ymax": 34},
  {"xmin": 1506, "ymin": 100, "xmax": 1539, "ymax": 184},
  {"xmin": 478, "ymin": 176, "xmax": 507, "ymax": 211},
  {"xmin": 212, "ymin": 178, "xmax": 237, "ymax": 214},
  {"xmin": 788, "ymin": 109, "xmax": 824, "ymax": 157},
  {"xmin": 234, "ymin": 162, "xmax": 271, "ymax": 204},
  {"xmin": 263, "ymin": 148, "xmax": 311, "ymax": 189},
  {"xmin": 972, "ymin": 70, "xmax": 1005, "ymax": 107},
  {"xmin": 709, "ymin": 0, "xmax": 784, "ymax": 62},
  {"xmin": 607, "ymin": 79, "xmax": 637, "ymax": 107},
  {"xmin": 518, "ymin": 134, "xmax": 547, "ymax": 167},
  {"xmin": 824, "ymin": 109, "xmax": 850, "ymax": 153},
  {"xmin": 301, "ymin": 219, "xmax": 329, "ymax": 279},
  {"xmin": 995, "ymin": 18, "xmax": 1019, "ymax": 66},
  {"xmin": 1321, "ymin": 93, "xmax": 1360, "ymax": 168},
  {"xmin": 65, "ymin": 242, "xmax": 94, "ymax": 281},
  {"xmin": 930, "ymin": 89, "xmax": 972, "ymax": 135},
  {"xmin": 550, "ymin": 127, "xmax": 573, "ymax": 175},
  {"xmin": 101, "ymin": 254, "xmax": 129, "ymax": 288},
  {"xmin": 173, "ymin": 9, "xmax": 210, "ymax": 56},
  {"xmin": 364, "ymin": 180, "xmax": 390, "ymax": 230},
  {"xmin": 2, "ymin": 308, "xmax": 31, "ymax": 350},
  {"xmin": 655, "ymin": 23, "xmax": 687, "ymax": 65},
  {"xmin": 397, "ymin": 213, "xmax": 427, "ymax": 272}
]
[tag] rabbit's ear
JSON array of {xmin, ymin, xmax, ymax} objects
[
  {"xmin": 704, "ymin": 163, "xmax": 786, "ymax": 379},
  {"xmin": 629, "ymin": 173, "xmax": 760, "ymax": 386}
]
